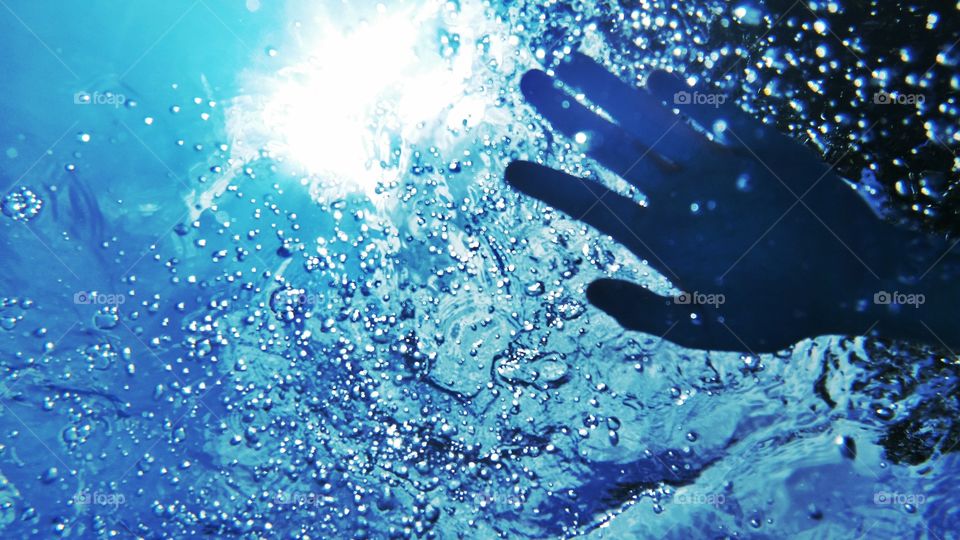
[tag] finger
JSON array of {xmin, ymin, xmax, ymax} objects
[
  {"xmin": 553, "ymin": 53, "xmax": 704, "ymax": 162},
  {"xmin": 586, "ymin": 279, "xmax": 742, "ymax": 350},
  {"xmin": 505, "ymin": 161, "xmax": 677, "ymax": 277},
  {"xmin": 645, "ymin": 70, "xmax": 763, "ymax": 149},
  {"xmin": 520, "ymin": 69, "xmax": 674, "ymax": 186}
]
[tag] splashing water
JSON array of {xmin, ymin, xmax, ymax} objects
[{"xmin": 0, "ymin": 0, "xmax": 958, "ymax": 538}]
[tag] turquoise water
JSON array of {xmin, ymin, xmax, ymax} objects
[{"xmin": 1, "ymin": 1, "xmax": 958, "ymax": 538}]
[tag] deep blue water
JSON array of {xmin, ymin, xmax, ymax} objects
[{"xmin": 1, "ymin": 1, "xmax": 959, "ymax": 538}]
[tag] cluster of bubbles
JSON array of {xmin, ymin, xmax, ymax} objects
[
  {"xmin": 1, "ymin": 187, "xmax": 43, "ymax": 222},
  {"xmin": 510, "ymin": 0, "xmax": 959, "ymax": 233}
]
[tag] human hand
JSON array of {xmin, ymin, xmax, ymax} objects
[{"xmin": 506, "ymin": 53, "xmax": 957, "ymax": 353}]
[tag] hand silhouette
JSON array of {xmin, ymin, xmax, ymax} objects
[{"xmin": 506, "ymin": 53, "xmax": 958, "ymax": 353}]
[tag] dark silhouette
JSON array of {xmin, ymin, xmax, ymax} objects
[{"xmin": 506, "ymin": 53, "xmax": 958, "ymax": 353}]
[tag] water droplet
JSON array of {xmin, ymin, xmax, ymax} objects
[
  {"xmin": 93, "ymin": 309, "xmax": 120, "ymax": 330},
  {"xmin": 873, "ymin": 405, "xmax": 895, "ymax": 421},
  {"xmin": 836, "ymin": 435, "xmax": 857, "ymax": 460},
  {"xmin": 525, "ymin": 281, "xmax": 544, "ymax": 296}
]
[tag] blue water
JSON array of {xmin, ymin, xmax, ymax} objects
[{"xmin": 1, "ymin": 1, "xmax": 958, "ymax": 538}]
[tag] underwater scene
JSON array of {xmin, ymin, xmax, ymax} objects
[{"xmin": 0, "ymin": 0, "xmax": 959, "ymax": 538}]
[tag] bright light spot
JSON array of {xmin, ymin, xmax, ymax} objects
[
  {"xmin": 223, "ymin": 0, "xmax": 497, "ymax": 198},
  {"xmin": 574, "ymin": 132, "xmax": 588, "ymax": 144},
  {"xmin": 263, "ymin": 13, "xmax": 423, "ymax": 184}
]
